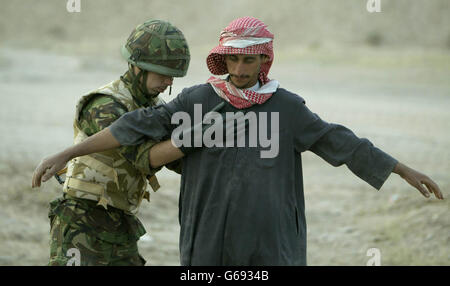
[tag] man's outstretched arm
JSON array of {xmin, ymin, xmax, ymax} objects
[
  {"xmin": 32, "ymin": 88, "xmax": 191, "ymax": 188},
  {"xmin": 32, "ymin": 128, "xmax": 119, "ymax": 187},
  {"xmin": 31, "ymin": 128, "xmax": 185, "ymax": 188},
  {"xmin": 149, "ymin": 139, "xmax": 185, "ymax": 168},
  {"xmin": 291, "ymin": 100, "xmax": 443, "ymax": 200}
]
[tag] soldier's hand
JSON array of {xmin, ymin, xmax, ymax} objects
[
  {"xmin": 32, "ymin": 152, "xmax": 71, "ymax": 188},
  {"xmin": 393, "ymin": 162, "xmax": 444, "ymax": 200}
]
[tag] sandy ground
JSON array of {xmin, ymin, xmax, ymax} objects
[{"xmin": 0, "ymin": 46, "xmax": 449, "ymax": 266}]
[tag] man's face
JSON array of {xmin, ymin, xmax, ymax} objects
[
  {"xmin": 133, "ymin": 66, "xmax": 173, "ymax": 95},
  {"xmin": 225, "ymin": 54, "xmax": 268, "ymax": 89}
]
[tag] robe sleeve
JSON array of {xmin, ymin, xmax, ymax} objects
[
  {"xmin": 109, "ymin": 88, "xmax": 190, "ymax": 146},
  {"xmin": 292, "ymin": 100, "xmax": 398, "ymax": 190}
]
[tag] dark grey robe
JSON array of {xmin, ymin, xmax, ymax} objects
[{"xmin": 109, "ymin": 84, "xmax": 398, "ymax": 266}]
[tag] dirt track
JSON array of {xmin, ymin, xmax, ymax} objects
[{"xmin": 0, "ymin": 45, "xmax": 448, "ymax": 265}]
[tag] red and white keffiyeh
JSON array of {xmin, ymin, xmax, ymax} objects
[{"xmin": 206, "ymin": 17, "xmax": 279, "ymax": 109}]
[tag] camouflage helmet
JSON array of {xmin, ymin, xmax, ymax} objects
[{"xmin": 121, "ymin": 20, "xmax": 190, "ymax": 77}]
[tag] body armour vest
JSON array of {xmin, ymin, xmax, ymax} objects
[{"xmin": 63, "ymin": 79, "xmax": 164, "ymax": 214}]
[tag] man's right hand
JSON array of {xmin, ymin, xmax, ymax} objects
[
  {"xmin": 32, "ymin": 152, "xmax": 71, "ymax": 188},
  {"xmin": 32, "ymin": 128, "xmax": 122, "ymax": 188}
]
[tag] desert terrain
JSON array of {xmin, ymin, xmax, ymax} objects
[{"xmin": 0, "ymin": 0, "xmax": 448, "ymax": 265}]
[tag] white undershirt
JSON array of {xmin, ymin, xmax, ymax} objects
[{"xmin": 245, "ymin": 81, "xmax": 261, "ymax": 92}]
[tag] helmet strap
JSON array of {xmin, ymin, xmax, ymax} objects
[
  {"xmin": 125, "ymin": 64, "xmax": 154, "ymax": 107},
  {"xmin": 140, "ymin": 70, "xmax": 151, "ymax": 96}
]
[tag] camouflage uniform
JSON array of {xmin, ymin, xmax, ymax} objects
[
  {"xmin": 47, "ymin": 20, "xmax": 190, "ymax": 266},
  {"xmin": 48, "ymin": 197, "xmax": 146, "ymax": 266}
]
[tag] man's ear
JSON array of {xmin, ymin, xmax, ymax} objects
[{"xmin": 261, "ymin": 55, "xmax": 270, "ymax": 63}]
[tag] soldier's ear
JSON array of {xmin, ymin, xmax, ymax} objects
[{"xmin": 132, "ymin": 65, "xmax": 141, "ymax": 75}]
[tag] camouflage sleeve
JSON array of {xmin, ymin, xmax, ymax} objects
[{"xmin": 78, "ymin": 95, "xmax": 161, "ymax": 176}]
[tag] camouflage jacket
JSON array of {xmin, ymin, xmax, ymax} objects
[
  {"xmin": 79, "ymin": 94, "xmax": 156, "ymax": 175},
  {"xmin": 63, "ymin": 78, "xmax": 164, "ymax": 214}
]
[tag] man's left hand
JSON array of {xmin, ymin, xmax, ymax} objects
[{"xmin": 393, "ymin": 162, "xmax": 444, "ymax": 200}]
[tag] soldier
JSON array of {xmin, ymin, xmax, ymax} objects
[{"xmin": 42, "ymin": 20, "xmax": 190, "ymax": 266}]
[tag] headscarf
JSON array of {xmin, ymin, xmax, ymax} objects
[{"xmin": 206, "ymin": 17, "xmax": 279, "ymax": 109}]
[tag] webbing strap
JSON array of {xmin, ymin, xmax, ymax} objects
[
  {"xmin": 147, "ymin": 175, "xmax": 160, "ymax": 192},
  {"xmin": 66, "ymin": 177, "xmax": 109, "ymax": 209},
  {"xmin": 66, "ymin": 177, "xmax": 104, "ymax": 196},
  {"xmin": 76, "ymin": 155, "xmax": 119, "ymax": 187}
]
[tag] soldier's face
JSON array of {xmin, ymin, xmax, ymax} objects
[
  {"xmin": 145, "ymin": 71, "xmax": 174, "ymax": 94},
  {"xmin": 133, "ymin": 66, "xmax": 173, "ymax": 95},
  {"xmin": 225, "ymin": 54, "xmax": 269, "ymax": 89}
]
